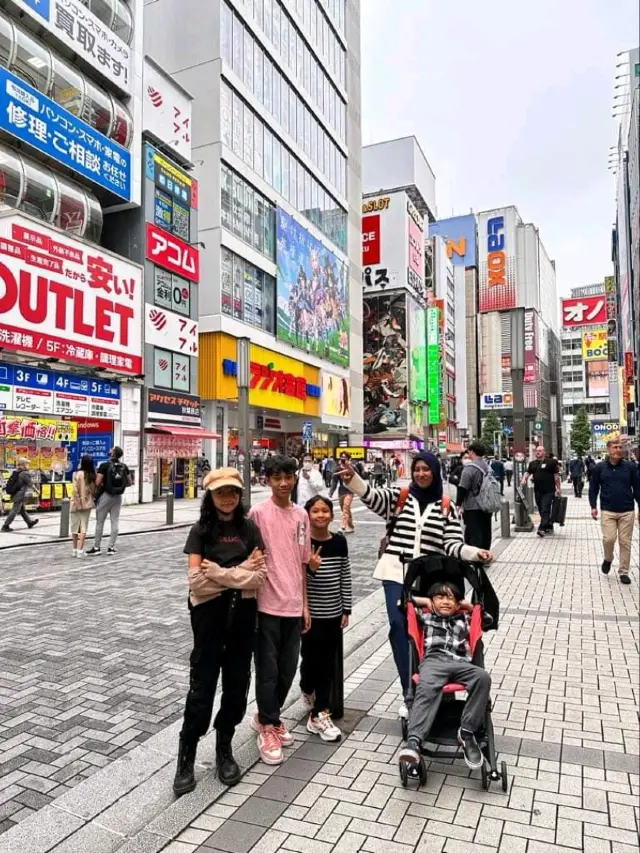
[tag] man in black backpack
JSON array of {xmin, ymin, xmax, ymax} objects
[
  {"xmin": 2, "ymin": 458, "xmax": 39, "ymax": 532},
  {"xmin": 86, "ymin": 447, "xmax": 131, "ymax": 555}
]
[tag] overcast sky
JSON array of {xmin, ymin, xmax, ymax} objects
[{"xmin": 361, "ymin": 0, "xmax": 638, "ymax": 297}]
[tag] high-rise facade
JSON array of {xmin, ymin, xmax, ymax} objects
[{"xmin": 145, "ymin": 0, "xmax": 362, "ymax": 466}]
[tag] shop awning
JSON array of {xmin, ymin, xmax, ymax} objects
[{"xmin": 147, "ymin": 425, "xmax": 221, "ymax": 439}]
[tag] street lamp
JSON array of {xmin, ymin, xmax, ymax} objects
[{"xmin": 237, "ymin": 337, "xmax": 252, "ymax": 508}]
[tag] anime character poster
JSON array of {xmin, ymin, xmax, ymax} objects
[
  {"xmin": 276, "ymin": 209, "xmax": 350, "ymax": 367},
  {"xmin": 363, "ymin": 292, "xmax": 408, "ymax": 435}
]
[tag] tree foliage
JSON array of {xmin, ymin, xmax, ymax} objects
[
  {"xmin": 480, "ymin": 411, "xmax": 502, "ymax": 453},
  {"xmin": 570, "ymin": 406, "xmax": 592, "ymax": 457}
]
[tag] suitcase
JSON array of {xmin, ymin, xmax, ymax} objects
[{"xmin": 551, "ymin": 495, "xmax": 568, "ymax": 526}]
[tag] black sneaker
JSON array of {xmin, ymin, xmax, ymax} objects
[
  {"xmin": 399, "ymin": 736, "xmax": 421, "ymax": 765},
  {"xmin": 1, "ymin": 526, "xmax": 13, "ymax": 532},
  {"xmin": 601, "ymin": 560, "xmax": 612, "ymax": 575},
  {"xmin": 107, "ymin": 547, "xmax": 117, "ymax": 555},
  {"xmin": 27, "ymin": 519, "xmax": 39, "ymax": 529},
  {"xmin": 537, "ymin": 529, "xmax": 545, "ymax": 538},
  {"xmin": 86, "ymin": 547, "xmax": 101, "ymax": 555},
  {"xmin": 458, "ymin": 729, "xmax": 484, "ymax": 770},
  {"xmin": 216, "ymin": 734, "xmax": 241, "ymax": 787},
  {"xmin": 620, "ymin": 574, "xmax": 631, "ymax": 585},
  {"xmin": 173, "ymin": 736, "xmax": 197, "ymax": 796}
]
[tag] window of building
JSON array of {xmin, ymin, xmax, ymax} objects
[
  {"xmin": 254, "ymin": 118, "xmax": 263, "ymax": 178},
  {"xmin": 254, "ymin": 45, "xmax": 264, "ymax": 103},
  {"xmin": 232, "ymin": 91, "xmax": 243, "ymax": 158},
  {"xmin": 50, "ymin": 55, "xmax": 84, "ymax": 117},
  {"xmin": 221, "ymin": 81, "xmax": 232, "ymax": 147},
  {"xmin": 0, "ymin": 13, "xmax": 12, "ymax": 69},
  {"xmin": 221, "ymin": 246, "xmax": 233, "ymax": 316},
  {"xmin": 221, "ymin": 1, "xmax": 232, "ymax": 64},
  {"xmin": 154, "ymin": 347, "xmax": 174, "ymax": 389},
  {"xmin": 12, "ymin": 27, "xmax": 50, "ymax": 93},
  {"xmin": 243, "ymin": 27, "xmax": 253, "ymax": 92},
  {"xmin": 232, "ymin": 13, "xmax": 243, "ymax": 76},
  {"xmin": 222, "ymin": 163, "xmax": 276, "ymax": 261},
  {"xmin": 232, "ymin": 173, "xmax": 243, "ymax": 237},
  {"xmin": 0, "ymin": 147, "xmax": 23, "ymax": 212},
  {"xmin": 111, "ymin": 0, "xmax": 133, "ymax": 45}
]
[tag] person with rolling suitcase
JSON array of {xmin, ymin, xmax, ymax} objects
[{"xmin": 522, "ymin": 446, "xmax": 561, "ymax": 537}]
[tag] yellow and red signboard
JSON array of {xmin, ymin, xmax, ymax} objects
[{"xmin": 581, "ymin": 328, "xmax": 608, "ymax": 361}]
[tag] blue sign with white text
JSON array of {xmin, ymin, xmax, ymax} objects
[
  {"xmin": 0, "ymin": 363, "xmax": 120, "ymax": 399},
  {"xmin": 0, "ymin": 66, "xmax": 131, "ymax": 200},
  {"xmin": 23, "ymin": 0, "xmax": 50, "ymax": 19},
  {"xmin": 429, "ymin": 215, "xmax": 478, "ymax": 268}
]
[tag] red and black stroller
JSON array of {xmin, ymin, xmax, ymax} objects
[{"xmin": 398, "ymin": 553, "xmax": 508, "ymax": 792}]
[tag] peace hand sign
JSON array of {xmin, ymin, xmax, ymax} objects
[{"xmin": 308, "ymin": 545, "xmax": 323, "ymax": 572}]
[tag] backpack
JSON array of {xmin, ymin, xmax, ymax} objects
[
  {"xmin": 5, "ymin": 469, "xmax": 21, "ymax": 496},
  {"xmin": 469, "ymin": 463, "xmax": 502, "ymax": 514},
  {"xmin": 104, "ymin": 461, "xmax": 128, "ymax": 496}
]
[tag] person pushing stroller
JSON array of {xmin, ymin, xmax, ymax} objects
[{"xmin": 399, "ymin": 580, "xmax": 491, "ymax": 770}]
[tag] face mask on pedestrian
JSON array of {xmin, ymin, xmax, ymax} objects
[
  {"xmin": 462, "ymin": 457, "xmax": 471, "ymax": 466},
  {"xmin": 303, "ymin": 460, "xmax": 313, "ymax": 472}
]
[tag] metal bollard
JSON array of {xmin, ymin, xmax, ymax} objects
[
  {"xmin": 500, "ymin": 499, "xmax": 511, "ymax": 538},
  {"xmin": 59, "ymin": 497, "xmax": 70, "ymax": 538},
  {"xmin": 166, "ymin": 492, "xmax": 174, "ymax": 526}
]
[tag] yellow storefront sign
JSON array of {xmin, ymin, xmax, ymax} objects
[
  {"xmin": 0, "ymin": 415, "xmax": 78, "ymax": 442},
  {"xmin": 199, "ymin": 333, "xmax": 321, "ymax": 417},
  {"xmin": 582, "ymin": 328, "xmax": 607, "ymax": 361}
]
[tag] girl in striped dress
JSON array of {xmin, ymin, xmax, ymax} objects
[{"xmin": 300, "ymin": 495, "xmax": 353, "ymax": 742}]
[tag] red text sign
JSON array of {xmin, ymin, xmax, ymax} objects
[
  {"xmin": 561, "ymin": 296, "xmax": 607, "ymax": 328},
  {"xmin": 362, "ymin": 215, "xmax": 381, "ymax": 266},
  {"xmin": 146, "ymin": 222, "xmax": 199, "ymax": 283},
  {"xmin": 250, "ymin": 362, "xmax": 308, "ymax": 400}
]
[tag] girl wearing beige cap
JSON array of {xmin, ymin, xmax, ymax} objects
[{"xmin": 173, "ymin": 468, "xmax": 267, "ymax": 796}]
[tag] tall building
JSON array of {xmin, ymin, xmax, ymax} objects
[
  {"xmin": 145, "ymin": 0, "xmax": 363, "ymax": 466},
  {"xmin": 560, "ymin": 283, "xmax": 612, "ymax": 455},
  {"xmin": 0, "ymin": 1, "xmax": 146, "ymax": 509},
  {"xmin": 360, "ymin": 136, "xmax": 436, "ymax": 466},
  {"xmin": 476, "ymin": 205, "xmax": 561, "ymax": 455}
]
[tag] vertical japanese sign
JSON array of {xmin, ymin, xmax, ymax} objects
[
  {"xmin": 409, "ymin": 299, "xmax": 427, "ymax": 402},
  {"xmin": 426, "ymin": 306, "xmax": 440, "ymax": 424}
]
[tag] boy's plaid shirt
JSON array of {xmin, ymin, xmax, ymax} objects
[{"xmin": 423, "ymin": 611, "xmax": 472, "ymax": 661}]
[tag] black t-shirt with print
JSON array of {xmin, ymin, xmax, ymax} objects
[
  {"xmin": 183, "ymin": 518, "xmax": 264, "ymax": 568},
  {"xmin": 527, "ymin": 458, "xmax": 559, "ymax": 494}
]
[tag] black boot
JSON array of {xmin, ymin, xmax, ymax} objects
[
  {"xmin": 173, "ymin": 735, "xmax": 197, "ymax": 796},
  {"xmin": 216, "ymin": 731, "xmax": 241, "ymax": 787}
]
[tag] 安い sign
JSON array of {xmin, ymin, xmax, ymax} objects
[
  {"xmin": 0, "ymin": 215, "xmax": 142, "ymax": 374},
  {"xmin": 0, "ymin": 67, "xmax": 131, "ymax": 200},
  {"xmin": 146, "ymin": 222, "xmax": 200, "ymax": 283},
  {"xmin": 147, "ymin": 388, "xmax": 201, "ymax": 425}
]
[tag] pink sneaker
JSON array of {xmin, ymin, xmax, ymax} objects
[
  {"xmin": 257, "ymin": 725, "xmax": 283, "ymax": 765},
  {"xmin": 275, "ymin": 721, "xmax": 294, "ymax": 748}
]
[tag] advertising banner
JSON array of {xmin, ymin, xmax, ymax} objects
[
  {"xmin": 426, "ymin": 306, "xmax": 439, "ymax": 424},
  {"xmin": 362, "ymin": 214, "xmax": 381, "ymax": 266},
  {"xmin": 477, "ymin": 209, "xmax": 517, "ymax": 312},
  {"xmin": 145, "ymin": 144, "xmax": 198, "ymax": 210},
  {"xmin": 321, "ymin": 373, "xmax": 351, "ymax": 425},
  {"xmin": 435, "ymin": 298, "xmax": 447, "ymax": 424},
  {"xmin": 0, "ymin": 67, "xmax": 131, "ymax": 200},
  {"xmin": 0, "ymin": 414, "xmax": 77, "ymax": 441},
  {"xmin": 524, "ymin": 309, "xmax": 537, "ymax": 384},
  {"xmin": 586, "ymin": 361, "xmax": 608, "ymax": 397},
  {"xmin": 0, "ymin": 214, "xmax": 142, "ymax": 374},
  {"xmin": 276, "ymin": 209, "xmax": 349, "ymax": 368},
  {"xmin": 14, "ymin": 0, "xmax": 132, "ymax": 94},
  {"xmin": 145, "ymin": 304, "xmax": 199, "ymax": 356},
  {"xmin": 363, "ymin": 293, "xmax": 407, "ymax": 435},
  {"xmin": 561, "ymin": 295, "xmax": 607, "ymax": 328},
  {"xmin": 409, "ymin": 299, "xmax": 427, "ymax": 402},
  {"xmin": 407, "ymin": 200, "xmax": 425, "ymax": 301},
  {"xmin": 429, "ymin": 215, "xmax": 477, "ymax": 267},
  {"xmin": 146, "ymin": 222, "xmax": 200, "ymax": 283},
  {"xmin": 582, "ymin": 328, "xmax": 608, "ymax": 361},
  {"xmin": 143, "ymin": 60, "xmax": 192, "ymax": 162},
  {"xmin": 481, "ymin": 392, "xmax": 514, "ymax": 410},
  {"xmin": 147, "ymin": 389, "xmax": 201, "ymax": 425},
  {"xmin": 591, "ymin": 420, "xmax": 620, "ymax": 450}
]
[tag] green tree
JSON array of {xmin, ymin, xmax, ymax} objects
[
  {"xmin": 480, "ymin": 411, "xmax": 502, "ymax": 454},
  {"xmin": 570, "ymin": 406, "xmax": 592, "ymax": 457}
]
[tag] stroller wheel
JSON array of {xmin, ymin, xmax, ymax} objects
[
  {"xmin": 400, "ymin": 718, "xmax": 408, "ymax": 742},
  {"xmin": 501, "ymin": 761, "xmax": 508, "ymax": 792},
  {"xmin": 418, "ymin": 757, "xmax": 427, "ymax": 786},
  {"xmin": 480, "ymin": 762, "xmax": 490, "ymax": 791},
  {"xmin": 399, "ymin": 761, "xmax": 409, "ymax": 788}
]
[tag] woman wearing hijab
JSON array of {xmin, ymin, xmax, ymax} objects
[{"xmin": 337, "ymin": 451, "xmax": 492, "ymax": 719}]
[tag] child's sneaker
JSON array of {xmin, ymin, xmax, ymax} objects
[
  {"xmin": 307, "ymin": 711, "xmax": 341, "ymax": 742},
  {"xmin": 399, "ymin": 736, "xmax": 421, "ymax": 764},
  {"xmin": 72, "ymin": 549, "xmax": 77, "ymax": 558},
  {"xmin": 257, "ymin": 725, "xmax": 283, "ymax": 765},
  {"xmin": 457, "ymin": 728, "xmax": 484, "ymax": 769},
  {"xmin": 398, "ymin": 702, "xmax": 409, "ymax": 720},
  {"xmin": 275, "ymin": 721, "xmax": 294, "ymax": 747}
]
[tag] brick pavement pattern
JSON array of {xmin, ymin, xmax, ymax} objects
[
  {"xmin": 164, "ymin": 494, "xmax": 639, "ymax": 853},
  {"xmin": 0, "ymin": 500, "xmax": 385, "ymax": 834}
]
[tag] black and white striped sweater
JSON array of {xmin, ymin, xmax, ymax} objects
[
  {"xmin": 349, "ymin": 475, "xmax": 479, "ymax": 583},
  {"xmin": 306, "ymin": 533, "xmax": 352, "ymax": 619}
]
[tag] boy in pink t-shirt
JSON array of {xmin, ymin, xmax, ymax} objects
[{"xmin": 248, "ymin": 455, "xmax": 311, "ymax": 765}]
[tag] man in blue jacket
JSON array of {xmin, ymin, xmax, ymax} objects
[
  {"xmin": 589, "ymin": 439, "xmax": 640, "ymax": 585},
  {"xmin": 569, "ymin": 456, "xmax": 586, "ymax": 498}
]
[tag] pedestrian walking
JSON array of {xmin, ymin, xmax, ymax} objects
[
  {"xmin": 448, "ymin": 452, "xmax": 468, "ymax": 490},
  {"xmin": 329, "ymin": 453, "xmax": 356, "ymax": 533},
  {"xmin": 589, "ymin": 438, "xmax": 640, "ymax": 586},
  {"xmin": 490, "ymin": 457, "xmax": 506, "ymax": 495},
  {"xmin": 522, "ymin": 446, "xmax": 561, "ymax": 537},
  {"xmin": 173, "ymin": 468, "xmax": 267, "ymax": 796},
  {"xmin": 337, "ymin": 451, "xmax": 491, "ymax": 721},
  {"xmin": 457, "ymin": 442, "xmax": 495, "ymax": 551},
  {"xmin": 504, "ymin": 458, "xmax": 513, "ymax": 487},
  {"xmin": 86, "ymin": 447, "xmax": 131, "ymax": 555},
  {"xmin": 294, "ymin": 453, "xmax": 324, "ymax": 506},
  {"xmin": 1, "ymin": 458, "xmax": 39, "ymax": 532},
  {"xmin": 70, "ymin": 455, "xmax": 97, "ymax": 557},
  {"xmin": 300, "ymin": 496, "xmax": 352, "ymax": 742},
  {"xmin": 248, "ymin": 455, "xmax": 311, "ymax": 765},
  {"xmin": 372, "ymin": 456, "xmax": 385, "ymax": 488},
  {"xmin": 585, "ymin": 455, "xmax": 596, "ymax": 481},
  {"xmin": 322, "ymin": 455, "xmax": 336, "ymax": 488},
  {"xmin": 569, "ymin": 456, "xmax": 586, "ymax": 498},
  {"xmin": 251, "ymin": 454, "xmax": 263, "ymax": 485}
]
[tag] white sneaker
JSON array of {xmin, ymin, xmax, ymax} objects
[
  {"xmin": 307, "ymin": 711, "xmax": 341, "ymax": 742},
  {"xmin": 71, "ymin": 549, "xmax": 77, "ymax": 558},
  {"xmin": 77, "ymin": 549, "xmax": 84, "ymax": 558},
  {"xmin": 398, "ymin": 703, "xmax": 409, "ymax": 720}
]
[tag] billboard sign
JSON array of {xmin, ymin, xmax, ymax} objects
[
  {"xmin": 524, "ymin": 309, "xmax": 537, "ymax": 384},
  {"xmin": 143, "ymin": 59, "xmax": 192, "ymax": 162},
  {"xmin": 13, "ymin": 0, "xmax": 132, "ymax": 94},
  {"xmin": 321, "ymin": 372, "xmax": 351, "ymax": 425},
  {"xmin": 145, "ymin": 304, "xmax": 199, "ymax": 356},
  {"xmin": 276, "ymin": 209, "xmax": 349, "ymax": 368},
  {"xmin": 0, "ymin": 214, "xmax": 142, "ymax": 374},
  {"xmin": 428, "ymin": 215, "xmax": 477, "ymax": 267},
  {"xmin": 147, "ymin": 388, "xmax": 201, "ymax": 425},
  {"xmin": 481, "ymin": 392, "xmax": 514, "ymax": 410},
  {"xmin": 362, "ymin": 214, "xmax": 381, "ymax": 266},
  {"xmin": 409, "ymin": 299, "xmax": 427, "ymax": 402},
  {"xmin": 145, "ymin": 144, "xmax": 198, "ymax": 210},
  {"xmin": 478, "ymin": 210, "xmax": 516, "ymax": 312},
  {"xmin": 363, "ymin": 292, "xmax": 407, "ymax": 435},
  {"xmin": 0, "ymin": 66, "xmax": 131, "ymax": 200},
  {"xmin": 586, "ymin": 361, "xmax": 608, "ymax": 397},
  {"xmin": 426, "ymin": 306, "xmax": 439, "ymax": 424},
  {"xmin": 146, "ymin": 222, "xmax": 200, "ymax": 282},
  {"xmin": 561, "ymin": 295, "xmax": 607, "ymax": 328},
  {"xmin": 591, "ymin": 421, "xmax": 620, "ymax": 449},
  {"xmin": 582, "ymin": 328, "xmax": 608, "ymax": 361}
]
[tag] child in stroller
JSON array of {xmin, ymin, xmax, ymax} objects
[{"xmin": 397, "ymin": 553, "xmax": 507, "ymax": 791}]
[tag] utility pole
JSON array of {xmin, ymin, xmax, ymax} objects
[{"xmin": 237, "ymin": 337, "xmax": 252, "ymax": 509}]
